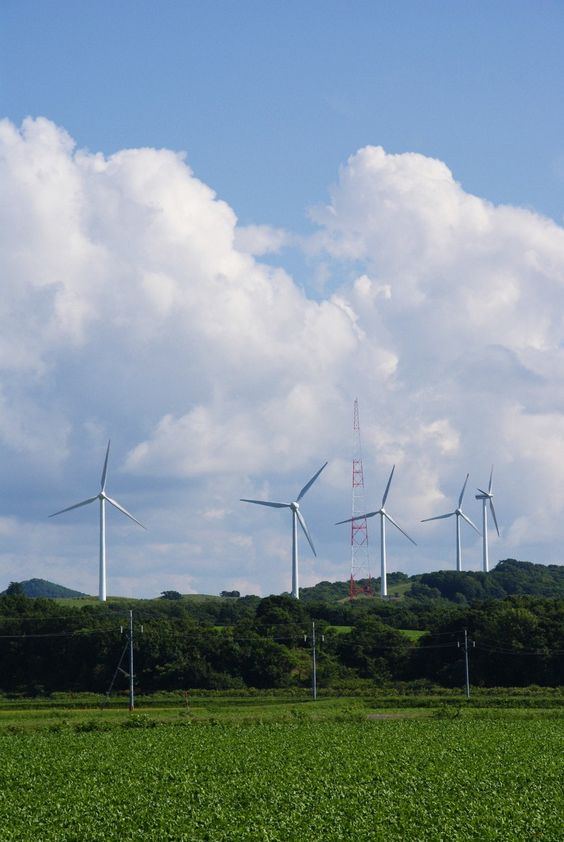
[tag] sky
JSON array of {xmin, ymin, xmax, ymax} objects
[{"xmin": 1, "ymin": 1, "xmax": 564, "ymax": 598}]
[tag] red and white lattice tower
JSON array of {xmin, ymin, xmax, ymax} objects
[{"xmin": 349, "ymin": 399, "xmax": 372, "ymax": 599}]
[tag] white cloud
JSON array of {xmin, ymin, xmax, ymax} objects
[
  {"xmin": 234, "ymin": 224, "xmax": 290, "ymax": 255},
  {"xmin": 1, "ymin": 122, "xmax": 564, "ymax": 596}
]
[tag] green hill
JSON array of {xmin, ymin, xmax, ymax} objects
[
  {"xmin": 299, "ymin": 560, "xmax": 564, "ymax": 603},
  {"xmin": 299, "ymin": 571, "xmax": 411, "ymax": 602},
  {"xmin": 1, "ymin": 579, "xmax": 89, "ymax": 599}
]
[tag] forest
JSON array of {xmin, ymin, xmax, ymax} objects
[{"xmin": 0, "ymin": 560, "xmax": 562, "ymax": 695}]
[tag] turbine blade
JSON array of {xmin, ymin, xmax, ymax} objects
[
  {"xmin": 458, "ymin": 473, "xmax": 469, "ymax": 508},
  {"xmin": 421, "ymin": 512, "xmax": 454, "ymax": 523},
  {"xmin": 105, "ymin": 495, "xmax": 146, "ymax": 529},
  {"xmin": 476, "ymin": 488, "xmax": 489, "ymax": 497},
  {"xmin": 489, "ymin": 500, "xmax": 500, "ymax": 536},
  {"xmin": 100, "ymin": 440, "xmax": 111, "ymax": 491},
  {"xmin": 488, "ymin": 465, "xmax": 494, "ymax": 494},
  {"xmin": 297, "ymin": 461, "xmax": 328, "ymax": 502},
  {"xmin": 384, "ymin": 512, "xmax": 417, "ymax": 545},
  {"xmin": 459, "ymin": 510, "xmax": 481, "ymax": 535},
  {"xmin": 381, "ymin": 465, "xmax": 395, "ymax": 507},
  {"xmin": 49, "ymin": 496, "xmax": 98, "ymax": 518},
  {"xmin": 240, "ymin": 499, "xmax": 290, "ymax": 509},
  {"xmin": 335, "ymin": 511, "xmax": 379, "ymax": 525},
  {"xmin": 296, "ymin": 508, "xmax": 316, "ymax": 556}
]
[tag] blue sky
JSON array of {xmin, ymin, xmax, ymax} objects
[
  {"xmin": 1, "ymin": 1, "xmax": 564, "ymax": 597},
  {"xmin": 4, "ymin": 1, "xmax": 564, "ymax": 228}
]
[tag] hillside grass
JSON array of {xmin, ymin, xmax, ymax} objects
[
  {"xmin": 398, "ymin": 628, "xmax": 426, "ymax": 640},
  {"xmin": 53, "ymin": 593, "xmax": 230, "ymax": 608}
]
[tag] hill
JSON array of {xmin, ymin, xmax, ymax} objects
[
  {"xmin": 1, "ymin": 579, "xmax": 89, "ymax": 599},
  {"xmin": 299, "ymin": 560, "xmax": 564, "ymax": 603}
]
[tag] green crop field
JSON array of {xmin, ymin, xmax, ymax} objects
[{"xmin": 0, "ymin": 714, "xmax": 561, "ymax": 841}]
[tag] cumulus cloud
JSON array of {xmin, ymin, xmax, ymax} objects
[
  {"xmin": 1, "ymin": 122, "xmax": 564, "ymax": 596},
  {"xmin": 234, "ymin": 224, "xmax": 291, "ymax": 255},
  {"xmin": 308, "ymin": 145, "xmax": 564, "ymax": 567}
]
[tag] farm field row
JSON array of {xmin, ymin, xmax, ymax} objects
[
  {"xmin": 1, "ymin": 689, "xmax": 564, "ymax": 725},
  {"xmin": 0, "ymin": 716, "xmax": 562, "ymax": 840}
]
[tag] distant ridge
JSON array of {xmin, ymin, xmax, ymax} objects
[
  {"xmin": 2, "ymin": 559, "xmax": 563, "ymax": 603},
  {"xmin": 1, "ymin": 579, "xmax": 89, "ymax": 599},
  {"xmin": 298, "ymin": 559, "xmax": 564, "ymax": 603}
]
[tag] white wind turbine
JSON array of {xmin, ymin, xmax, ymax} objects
[
  {"xmin": 475, "ymin": 467, "xmax": 500, "ymax": 572},
  {"xmin": 335, "ymin": 465, "xmax": 416, "ymax": 598},
  {"xmin": 49, "ymin": 441, "xmax": 146, "ymax": 601},
  {"xmin": 421, "ymin": 473, "xmax": 480, "ymax": 572},
  {"xmin": 241, "ymin": 462, "xmax": 328, "ymax": 599}
]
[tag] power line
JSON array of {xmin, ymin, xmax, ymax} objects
[
  {"xmin": 0, "ymin": 624, "xmax": 562, "ymax": 655},
  {"xmin": 476, "ymin": 642, "xmax": 564, "ymax": 656},
  {"xmin": 0, "ymin": 628, "xmax": 120, "ymax": 639}
]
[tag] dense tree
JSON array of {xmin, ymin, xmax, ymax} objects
[
  {"xmin": 336, "ymin": 617, "xmax": 413, "ymax": 681},
  {"xmin": 0, "ymin": 572, "xmax": 562, "ymax": 692},
  {"xmin": 407, "ymin": 597, "xmax": 564, "ymax": 687}
]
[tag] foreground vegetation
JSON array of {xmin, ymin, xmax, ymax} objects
[{"xmin": 0, "ymin": 712, "xmax": 561, "ymax": 841}]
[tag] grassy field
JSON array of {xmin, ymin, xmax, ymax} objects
[
  {"xmin": 1, "ymin": 698, "xmax": 562, "ymax": 734},
  {"xmin": 53, "ymin": 593, "xmax": 231, "ymax": 607},
  {"xmin": 1, "ymin": 686, "xmax": 563, "ymax": 718},
  {"xmin": 0, "ymin": 712, "xmax": 561, "ymax": 840}
]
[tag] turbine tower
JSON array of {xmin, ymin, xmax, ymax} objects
[
  {"xmin": 475, "ymin": 467, "xmax": 500, "ymax": 572},
  {"xmin": 336, "ymin": 465, "xmax": 416, "ymax": 598},
  {"xmin": 421, "ymin": 474, "xmax": 480, "ymax": 572},
  {"xmin": 49, "ymin": 441, "xmax": 146, "ymax": 601},
  {"xmin": 241, "ymin": 462, "xmax": 327, "ymax": 599},
  {"xmin": 349, "ymin": 399, "xmax": 372, "ymax": 598}
]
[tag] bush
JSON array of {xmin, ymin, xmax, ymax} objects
[
  {"xmin": 122, "ymin": 713, "xmax": 157, "ymax": 729},
  {"xmin": 74, "ymin": 719, "xmax": 109, "ymax": 733}
]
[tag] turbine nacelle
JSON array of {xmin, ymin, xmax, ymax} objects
[
  {"xmin": 335, "ymin": 465, "xmax": 416, "ymax": 597},
  {"xmin": 421, "ymin": 473, "xmax": 480, "ymax": 571},
  {"xmin": 49, "ymin": 440, "xmax": 145, "ymax": 601},
  {"xmin": 241, "ymin": 461, "xmax": 327, "ymax": 598},
  {"xmin": 475, "ymin": 467, "xmax": 500, "ymax": 574}
]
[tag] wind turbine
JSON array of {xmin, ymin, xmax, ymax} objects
[
  {"xmin": 240, "ymin": 462, "xmax": 327, "ymax": 599},
  {"xmin": 335, "ymin": 465, "xmax": 416, "ymax": 598},
  {"xmin": 49, "ymin": 441, "xmax": 146, "ymax": 602},
  {"xmin": 475, "ymin": 467, "xmax": 500, "ymax": 573},
  {"xmin": 421, "ymin": 473, "xmax": 480, "ymax": 572}
]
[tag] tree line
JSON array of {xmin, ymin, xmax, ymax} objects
[
  {"xmin": 0, "ymin": 587, "xmax": 562, "ymax": 695},
  {"xmin": 300, "ymin": 559, "xmax": 564, "ymax": 603}
]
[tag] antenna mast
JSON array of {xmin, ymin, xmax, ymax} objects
[{"xmin": 349, "ymin": 399, "xmax": 372, "ymax": 598}]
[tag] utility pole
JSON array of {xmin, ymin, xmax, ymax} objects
[
  {"xmin": 305, "ymin": 621, "xmax": 324, "ymax": 700},
  {"xmin": 458, "ymin": 628, "xmax": 475, "ymax": 699},
  {"xmin": 349, "ymin": 399, "xmax": 372, "ymax": 599},
  {"xmin": 103, "ymin": 611, "xmax": 142, "ymax": 709},
  {"xmin": 128, "ymin": 609, "xmax": 135, "ymax": 711},
  {"xmin": 311, "ymin": 621, "xmax": 317, "ymax": 700}
]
